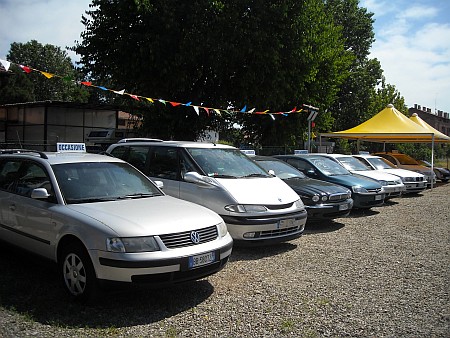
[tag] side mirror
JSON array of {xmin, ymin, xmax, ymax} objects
[
  {"xmin": 154, "ymin": 180, "xmax": 164, "ymax": 190},
  {"xmin": 306, "ymin": 169, "xmax": 316, "ymax": 176},
  {"xmin": 268, "ymin": 169, "xmax": 276, "ymax": 176},
  {"xmin": 31, "ymin": 188, "xmax": 50, "ymax": 199},
  {"xmin": 184, "ymin": 171, "xmax": 218, "ymax": 187}
]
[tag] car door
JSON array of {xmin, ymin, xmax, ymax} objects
[
  {"xmin": 0, "ymin": 159, "xmax": 57, "ymax": 258},
  {"xmin": 147, "ymin": 146, "xmax": 181, "ymax": 197}
]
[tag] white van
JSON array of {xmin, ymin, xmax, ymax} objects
[{"xmin": 106, "ymin": 140, "xmax": 307, "ymax": 245}]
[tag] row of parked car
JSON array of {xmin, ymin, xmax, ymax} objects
[{"xmin": 0, "ymin": 140, "xmax": 447, "ymax": 302}]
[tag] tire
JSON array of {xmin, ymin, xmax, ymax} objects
[{"xmin": 59, "ymin": 242, "xmax": 99, "ymax": 303}]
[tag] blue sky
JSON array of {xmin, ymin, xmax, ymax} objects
[{"xmin": 1, "ymin": 0, "xmax": 449, "ymax": 114}]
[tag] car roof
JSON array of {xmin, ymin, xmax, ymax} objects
[
  {"xmin": 0, "ymin": 149, "xmax": 124, "ymax": 165},
  {"xmin": 113, "ymin": 139, "xmax": 236, "ymax": 149}
]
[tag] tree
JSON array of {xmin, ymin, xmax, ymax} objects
[
  {"xmin": 324, "ymin": 0, "xmax": 384, "ymax": 131},
  {"xmin": 74, "ymin": 0, "xmax": 352, "ymax": 143},
  {"xmin": 0, "ymin": 40, "xmax": 89, "ymax": 104}
]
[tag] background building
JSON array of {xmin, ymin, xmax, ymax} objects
[{"xmin": 0, "ymin": 101, "xmax": 142, "ymax": 151}]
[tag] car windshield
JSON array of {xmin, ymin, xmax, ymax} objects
[
  {"xmin": 53, "ymin": 162, "xmax": 162, "ymax": 204},
  {"xmin": 337, "ymin": 156, "xmax": 372, "ymax": 171},
  {"xmin": 367, "ymin": 157, "xmax": 395, "ymax": 169},
  {"xmin": 256, "ymin": 159, "xmax": 306, "ymax": 180},
  {"xmin": 393, "ymin": 154, "xmax": 419, "ymax": 165},
  {"xmin": 187, "ymin": 148, "xmax": 270, "ymax": 178},
  {"xmin": 308, "ymin": 156, "xmax": 350, "ymax": 176}
]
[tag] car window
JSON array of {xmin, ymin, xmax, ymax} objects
[
  {"xmin": 257, "ymin": 160, "xmax": 306, "ymax": 179},
  {"xmin": 286, "ymin": 158, "xmax": 309, "ymax": 171},
  {"xmin": 337, "ymin": 156, "xmax": 372, "ymax": 171},
  {"xmin": 52, "ymin": 162, "xmax": 162, "ymax": 204},
  {"xmin": 367, "ymin": 157, "xmax": 394, "ymax": 169},
  {"xmin": 380, "ymin": 155, "xmax": 397, "ymax": 165},
  {"xmin": 392, "ymin": 154, "xmax": 419, "ymax": 165},
  {"xmin": 187, "ymin": 148, "xmax": 269, "ymax": 178},
  {"xmin": 127, "ymin": 146, "xmax": 150, "ymax": 172},
  {"xmin": 148, "ymin": 147, "xmax": 178, "ymax": 180},
  {"xmin": 309, "ymin": 157, "xmax": 350, "ymax": 176},
  {"xmin": 0, "ymin": 159, "xmax": 54, "ymax": 200}
]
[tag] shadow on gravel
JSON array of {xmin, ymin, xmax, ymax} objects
[
  {"xmin": 303, "ymin": 219, "xmax": 345, "ymax": 234},
  {"xmin": 230, "ymin": 241, "xmax": 298, "ymax": 261},
  {"xmin": 347, "ymin": 208, "xmax": 380, "ymax": 218},
  {"xmin": 0, "ymin": 242, "xmax": 214, "ymax": 329}
]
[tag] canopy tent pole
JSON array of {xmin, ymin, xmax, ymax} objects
[{"xmin": 431, "ymin": 134, "xmax": 435, "ymax": 189}]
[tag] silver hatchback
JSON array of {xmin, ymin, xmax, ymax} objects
[{"xmin": 0, "ymin": 146, "xmax": 233, "ymax": 302}]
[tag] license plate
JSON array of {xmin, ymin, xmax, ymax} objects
[
  {"xmin": 375, "ymin": 194, "xmax": 383, "ymax": 200},
  {"xmin": 277, "ymin": 218, "xmax": 296, "ymax": 229},
  {"xmin": 339, "ymin": 203, "xmax": 349, "ymax": 211},
  {"xmin": 188, "ymin": 251, "xmax": 216, "ymax": 269}
]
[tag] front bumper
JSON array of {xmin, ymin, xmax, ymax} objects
[
  {"xmin": 305, "ymin": 199, "xmax": 353, "ymax": 220},
  {"xmin": 91, "ymin": 236, "xmax": 233, "ymax": 284},
  {"xmin": 352, "ymin": 193, "xmax": 385, "ymax": 208},
  {"xmin": 222, "ymin": 210, "xmax": 308, "ymax": 245}
]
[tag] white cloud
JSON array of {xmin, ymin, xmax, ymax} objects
[
  {"xmin": 0, "ymin": 0, "xmax": 91, "ymax": 61},
  {"xmin": 365, "ymin": 0, "xmax": 450, "ymax": 112}
]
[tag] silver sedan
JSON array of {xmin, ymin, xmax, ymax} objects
[{"xmin": 0, "ymin": 148, "xmax": 233, "ymax": 302}]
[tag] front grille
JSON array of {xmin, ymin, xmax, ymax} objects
[
  {"xmin": 259, "ymin": 225, "xmax": 301, "ymax": 238},
  {"xmin": 367, "ymin": 188, "xmax": 383, "ymax": 193},
  {"xmin": 265, "ymin": 202, "xmax": 294, "ymax": 210},
  {"xmin": 159, "ymin": 225, "xmax": 218, "ymax": 249},
  {"xmin": 329, "ymin": 193, "xmax": 349, "ymax": 202}
]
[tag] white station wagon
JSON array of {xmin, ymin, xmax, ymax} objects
[{"xmin": 0, "ymin": 145, "xmax": 233, "ymax": 302}]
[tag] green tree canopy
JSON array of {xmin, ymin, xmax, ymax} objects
[
  {"xmin": 74, "ymin": 0, "xmax": 352, "ymax": 143},
  {"xmin": 0, "ymin": 40, "xmax": 89, "ymax": 104}
]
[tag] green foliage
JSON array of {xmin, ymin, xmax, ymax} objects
[
  {"xmin": 74, "ymin": 0, "xmax": 352, "ymax": 143},
  {"xmin": 0, "ymin": 40, "xmax": 89, "ymax": 104}
]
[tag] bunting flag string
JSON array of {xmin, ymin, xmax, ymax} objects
[{"xmin": 0, "ymin": 58, "xmax": 319, "ymax": 118}]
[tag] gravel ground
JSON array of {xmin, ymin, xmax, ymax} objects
[{"xmin": 0, "ymin": 183, "xmax": 449, "ymax": 337}]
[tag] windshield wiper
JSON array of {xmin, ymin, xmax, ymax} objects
[
  {"xmin": 211, "ymin": 174, "xmax": 237, "ymax": 178},
  {"xmin": 121, "ymin": 193, "xmax": 158, "ymax": 199},
  {"xmin": 241, "ymin": 173, "xmax": 268, "ymax": 178}
]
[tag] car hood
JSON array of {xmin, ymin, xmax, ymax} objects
[
  {"xmin": 350, "ymin": 170, "xmax": 400, "ymax": 181},
  {"xmin": 283, "ymin": 177, "xmax": 349, "ymax": 196},
  {"xmin": 382, "ymin": 168, "xmax": 425, "ymax": 178},
  {"xmin": 215, "ymin": 176, "xmax": 300, "ymax": 204},
  {"xmin": 66, "ymin": 195, "xmax": 222, "ymax": 237},
  {"xmin": 325, "ymin": 174, "xmax": 382, "ymax": 190},
  {"xmin": 398, "ymin": 164, "xmax": 434, "ymax": 175}
]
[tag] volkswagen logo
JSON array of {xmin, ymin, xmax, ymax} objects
[{"xmin": 190, "ymin": 231, "xmax": 201, "ymax": 244}]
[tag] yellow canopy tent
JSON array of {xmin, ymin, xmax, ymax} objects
[
  {"xmin": 319, "ymin": 104, "xmax": 450, "ymax": 143},
  {"xmin": 319, "ymin": 104, "xmax": 450, "ymax": 188},
  {"xmin": 409, "ymin": 113, "xmax": 450, "ymax": 142}
]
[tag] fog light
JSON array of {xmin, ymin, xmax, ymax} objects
[{"xmin": 243, "ymin": 232, "xmax": 256, "ymax": 238}]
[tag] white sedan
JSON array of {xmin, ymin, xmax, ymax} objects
[{"xmin": 353, "ymin": 154, "xmax": 427, "ymax": 194}]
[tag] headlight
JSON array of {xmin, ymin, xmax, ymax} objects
[
  {"xmin": 224, "ymin": 204, "xmax": 268, "ymax": 213},
  {"xmin": 312, "ymin": 195, "xmax": 320, "ymax": 202},
  {"xmin": 106, "ymin": 236, "xmax": 160, "ymax": 253},
  {"xmin": 294, "ymin": 199, "xmax": 304, "ymax": 209},
  {"xmin": 321, "ymin": 195, "xmax": 328, "ymax": 202},
  {"xmin": 379, "ymin": 180, "xmax": 387, "ymax": 186},
  {"xmin": 218, "ymin": 221, "xmax": 228, "ymax": 237},
  {"xmin": 352, "ymin": 186, "xmax": 368, "ymax": 193}
]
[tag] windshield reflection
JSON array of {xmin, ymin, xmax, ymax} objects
[{"xmin": 187, "ymin": 148, "xmax": 270, "ymax": 178}]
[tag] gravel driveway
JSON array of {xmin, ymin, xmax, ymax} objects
[{"xmin": 0, "ymin": 183, "xmax": 449, "ymax": 337}]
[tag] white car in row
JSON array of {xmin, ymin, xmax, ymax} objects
[
  {"xmin": 353, "ymin": 154, "xmax": 427, "ymax": 194},
  {"xmin": 319, "ymin": 154, "xmax": 406, "ymax": 199}
]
